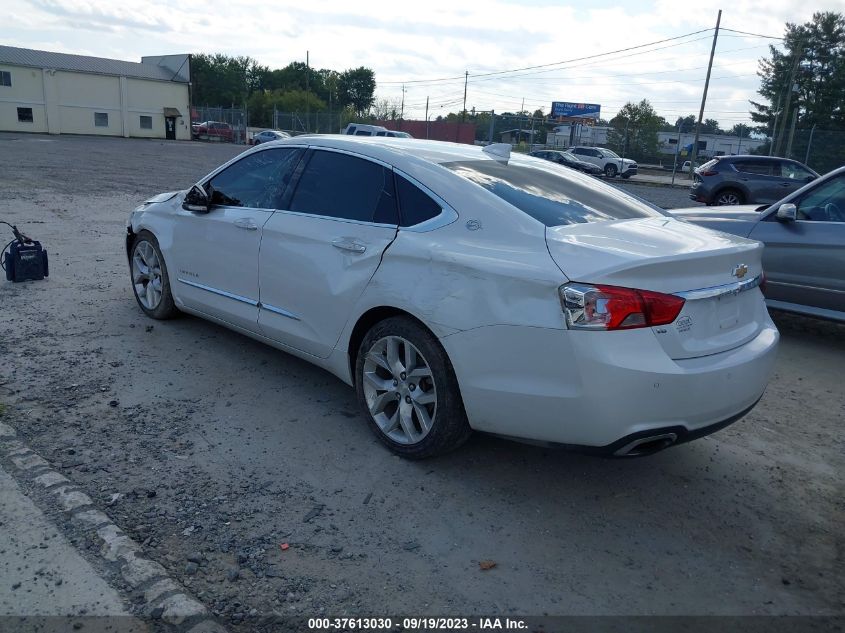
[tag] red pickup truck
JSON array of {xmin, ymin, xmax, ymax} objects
[{"xmin": 191, "ymin": 121, "xmax": 233, "ymax": 142}]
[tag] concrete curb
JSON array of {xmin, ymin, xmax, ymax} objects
[{"xmin": 0, "ymin": 422, "xmax": 227, "ymax": 633}]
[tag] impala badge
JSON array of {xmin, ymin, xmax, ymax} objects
[{"xmin": 732, "ymin": 264, "xmax": 748, "ymax": 279}]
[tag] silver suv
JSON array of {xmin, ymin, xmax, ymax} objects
[{"xmin": 689, "ymin": 155, "xmax": 818, "ymax": 206}]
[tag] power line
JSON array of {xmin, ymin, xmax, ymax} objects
[
  {"xmin": 378, "ymin": 28, "xmax": 713, "ymax": 86},
  {"xmin": 720, "ymin": 27, "xmax": 783, "ymax": 40}
]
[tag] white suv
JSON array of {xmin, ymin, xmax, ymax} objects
[
  {"xmin": 569, "ymin": 146, "xmax": 637, "ymax": 178},
  {"xmin": 341, "ymin": 124, "xmax": 412, "ymax": 138}
]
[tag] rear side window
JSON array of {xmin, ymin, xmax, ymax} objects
[
  {"xmin": 206, "ymin": 148, "xmax": 303, "ymax": 209},
  {"xmin": 396, "ymin": 175, "xmax": 442, "ymax": 226},
  {"xmin": 734, "ymin": 160, "xmax": 774, "ymax": 176},
  {"xmin": 442, "ymin": 159, "xmax": 665, "ymax": 227},
  {"xmin": 289, "ymin": 151, "xmax": 398, "ymax": 224}
]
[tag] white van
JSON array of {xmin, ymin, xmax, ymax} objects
[{"xmin": 341, "ymin": 124, "xmax": 412, "ymax": 138}]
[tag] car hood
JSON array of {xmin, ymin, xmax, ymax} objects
[
  {"xmin": 669, "ymin": 205, "xmax": 764, "ymax": 222},
  {"xmin": 545, "ymin": 216, "xmax": 762, "ymax": 294},
  {"xmin": 143, "ymin": 191, "xmax": 180, "ymax": 204}
]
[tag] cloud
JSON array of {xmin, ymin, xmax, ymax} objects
[{"xmin": 7, "ymin": 0, "xmax": 842, "ymax": 125}]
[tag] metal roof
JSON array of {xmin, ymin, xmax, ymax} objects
[{"xmin": 0, "ymin": 45, "xmax": 188, "ymax": 83}]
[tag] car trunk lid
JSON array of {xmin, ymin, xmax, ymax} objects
[{"xmin": 546, "ymin": 217, "xmax": 767, "ymax": 359}]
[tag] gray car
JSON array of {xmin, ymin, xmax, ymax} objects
[
  {"xmin": 690, "ymin": 155, "xmax": 819, "ymax": 206},
  {"xmin": 672, "ymin": 165, "xmax": 845, "ymax": 322}
]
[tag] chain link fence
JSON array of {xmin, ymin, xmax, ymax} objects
[
  {"xmin": 190, "ymin": 106, "xmax": 249, "ymax": 144},
  {"xmin": 776, "ymin": 128, "xmax": 845, "ymax": 174}
]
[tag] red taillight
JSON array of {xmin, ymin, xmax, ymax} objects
[
  {"xmin": 760, "ymin": 271, "xmax": 767, "ymax": 293},
  {"xmin": 700, "ymin": 170, "xmax": 718, "ymax": 177},
  {"xmin": 560, "ymin": 283, "xmax": 686, "ymax": 331}
]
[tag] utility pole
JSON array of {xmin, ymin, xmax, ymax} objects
[
  {"xmin": 785, "ymin": 105, "xmax": 799, "ymax": 158},
  {"xmin": 425, "ymin": 95, "xmax": 429, "ymax": 139},
  {"xmin": 690, "ymin": 10, "xmax": 721, "ymax": 177},
  {"xmin": 461, "ymin": 71, "xmax": 468, "ymax": 122},
  {"xmin": 671, "ymin": 121, "xmax": 683, "ymax": 185},
  {"xmin": 305, "ymin": 50, "xmax": 310, "ymax": 133},
  {"xmin": 776, "ymin": 47, "xmax": 802, "ymax": 156},
  {"xmin": 400, "ymin": 84, "xmax": 405, "ymax": 121},
  {"xmin": 768, "ymin": 94, "xmax": 782, "ymax": 156},
  {"xmin": 489, "ymin": 109, "xmax": 495, "ymax": 143}
]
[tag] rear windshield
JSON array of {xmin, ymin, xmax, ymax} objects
[{"xmin": 442, "ymin": 159, "xmax": 666, "ymax": 226}]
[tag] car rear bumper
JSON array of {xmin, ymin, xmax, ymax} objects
[{"xmin": 440, "ymin": 318, "xmax": 778, "ymax": 450}]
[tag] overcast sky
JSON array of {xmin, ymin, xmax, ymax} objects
[{"xmin": 5, "ymin": 0, "xmax": 844, "ymax": 127}]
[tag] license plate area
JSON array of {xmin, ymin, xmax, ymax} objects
[{"xmin": 716, "ymin": 292, "xmax": 740, "ymax": 329}]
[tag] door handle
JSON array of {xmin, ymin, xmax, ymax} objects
[
  {"xmin": 234, "ymin": 218, "xmax": 258, "ymax": 230},
  {"xmin": 332, "ymin": 238, "xmax": 366, "ymax": 253}
]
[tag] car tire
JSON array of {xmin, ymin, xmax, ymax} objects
[
  {"xmin": 715, "ymin": 189, "xmax": 744, "ymax": 205},
  {"xmin": 604, "ymin": 164, "xmax": 618, "ymax": 178},
  {"xmin": 355, "ymin": 316, "xmax": 471, "ymax": 459},
  {"xmin": 621, "ymin": 173, "xmax": 631, "ymax": 179},
  {"xmin": 129, "ymin": 230, "xmax": 179, "ymax": 320}
]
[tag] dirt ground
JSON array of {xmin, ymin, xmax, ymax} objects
[{"xmin": 0, "ymin": 133, "xmax": 843, "ymax": 626}]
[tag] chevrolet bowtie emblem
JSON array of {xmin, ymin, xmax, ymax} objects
[{"xmin": 732, "ymin": 264, "xmax": 749, "ymax": 279}]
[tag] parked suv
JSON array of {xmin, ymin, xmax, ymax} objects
[
  {"xmin": 192, "ymin": 121, "xmax": 233, "ymax": 142},
  {"xmin": 568, "ymin": 146, "xmax": 637, "ymax": 178},
  {"xmin": 341, "ymin": 124, "xmax": 412, "ymax": 138},
  {"xmin": 690, "ymin": 155, "xmax": 819, "ymax": 206},
  {"xmin": 528, "ymin": 150, "xmax": 603, "ymax": 175}
]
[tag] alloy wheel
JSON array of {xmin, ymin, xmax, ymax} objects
[
  {"xmin": 717, "ymin": 192, "xmax": 741, "ymax": 205},
  {"xmin": 362, "ymin": 336, "xmax": 438, "ymax": 445},
  {"xmin": 131, "ymin": 240, "xmax": 163, "ymax": 310}
]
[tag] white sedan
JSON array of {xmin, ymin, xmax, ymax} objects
[{"xmin": 126, "ymin": 137, "xmax": 779, "ymax": 458}]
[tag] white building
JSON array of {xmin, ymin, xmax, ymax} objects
[
  {"xmin": 657, "ymin": 131, "xmax": 765, "ymax": 159},
  {"xmin": 0, "ymin": 46, "xmax": 191, "ymax": 140}
]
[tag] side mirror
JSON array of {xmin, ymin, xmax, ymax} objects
[
  {"xmin": 182, "ymin": 184, "xmax": 209, "ymax": 213},
  {"xmin": 776, "ymin": 203, "xmax": 797, "ymax": 222}
]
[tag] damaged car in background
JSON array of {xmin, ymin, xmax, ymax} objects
[{"xmin": 126, "ymin": 137, "xmax": 779, "ymax": 459}]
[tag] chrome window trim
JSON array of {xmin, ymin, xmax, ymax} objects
[
  {"xmin": 675, "ymin": 274, "xmax": 763, "ymax": 301},
  {"xmin": 177, "ymin": 278, "xmax": 258, "ymax": 306},
  {"xmin": 267, "ymin": 208, "xmax": 397, "ymax": 229}
]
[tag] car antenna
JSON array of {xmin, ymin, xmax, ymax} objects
[{"xmin": 482, "ymin": 143, "xmax": 511, "ymax": 163}]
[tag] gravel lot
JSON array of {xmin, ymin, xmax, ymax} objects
[{"xmin": 0, "ymin": 133, "xmax": 842, "ymax": 626}]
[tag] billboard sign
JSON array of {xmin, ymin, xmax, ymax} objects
[{"xmin": 551, "ymin": 102, "xmax": 601, "ymax": 119}]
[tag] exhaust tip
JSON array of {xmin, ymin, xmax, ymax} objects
[{"xmin": 613, "ymin": 432, "xmax": 678, "ymax": 457}]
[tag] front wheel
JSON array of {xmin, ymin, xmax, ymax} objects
[
  {"xmin": 355, "ymin": 317, "xmax": 471, "ymax": 459},
  {"xmin": 130, "ymin": 230, "xmax": 178, "ymax": 320},
  {"xmin": 604, "ymin": 164, "xmax": 618, "ymax": 178}
]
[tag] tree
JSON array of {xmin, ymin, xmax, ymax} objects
[
  {"xmin": 337, "ymin": 67, "xmax": 376, "ymax": 117},
  {"xmin": 371, "ymin": 98, "xmax": 402, "ymax": 121},
  {"xmin": 750, "ymin": 12, "xmax": 845, "ymax": 136},
  {"xmin": 674, "ymin": 114, "xmax": 697, "ymax": 132},
  {"xmin": 700, "ymin": 118, "xmax": 724, "ymax": 135},
  {"xmin": 727, "ymin": 123, "xmax": 752, "ymax": 137},
  {"xmin": 607, "ymin": 100, "xmax": 666, "ymax": 161},
  {"xmin": 192, "ymin": 53, "xmax": 260, "ymax": 105}
]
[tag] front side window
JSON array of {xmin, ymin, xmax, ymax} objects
[
  {"xmin": 795, "ymin": 175, "xmax": 845, "ymax": 222},
  {"xmin": 443, "ymin": 159, "xmax": 666, "ymax": 227},
  {"xmin": 17, "ymin": 107, "xmax": 33, "ymax": 123},
  {"xmin": 602, "ymin": 149, "xmax": 620, "ymax": 158},
  {"xmin": 396, "ymin": 175, "xmax": 442, "ymax": 226},
  {"xmin": 140, "ymin": 115, "xmax": 152, "ymax": 129},
  {"xmin": 289, "ymin": 150, "xmax": 397, "ymax": 224},
  {"xmin": 206, "ymin": 148, "xmax": 303, "ymax": 209},
  {"xmin": 94, "ymin": 112, "xmax": 108, "ymax": 127},
  {"xmin": 0, "ymin": 71, "xmax": 11, "ymax": 86}
]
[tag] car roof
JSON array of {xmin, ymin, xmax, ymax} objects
[{"xmin": 267, "ymin": 135, "xmax": 504, "ymax": 168}]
